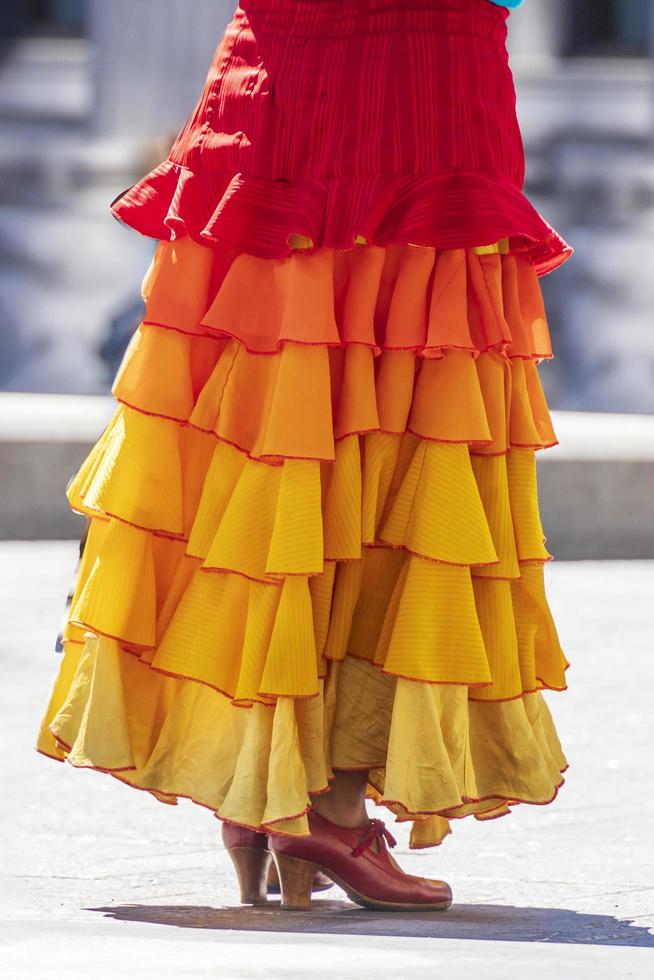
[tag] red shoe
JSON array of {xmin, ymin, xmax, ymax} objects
[
  {"xmin": 221, "ymin": 821, "xmax": 333, "ymax": 904},
  {"xmin": 267, "ymin": 811, "xmax": 453, "ymax": 911},
  {"xmin": 221, "ymin": 823, "xmax": 270, "ymax": 905}
]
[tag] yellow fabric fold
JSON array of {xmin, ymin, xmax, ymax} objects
[
  {"xmin": 37, "ymin": 639, "xmax": 568, "ymax": 848},
  {"xmin": 36, "ymin": 233, "xmax": 570, "ymax": 849}
]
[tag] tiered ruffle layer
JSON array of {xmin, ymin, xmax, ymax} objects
[
  {"xmin": 110, "ymin": 162, "xmax": 573, "ymax": 277},
  {"xmin": 37, "ymin": 235, "xmax": 570, "ymax": 848}
]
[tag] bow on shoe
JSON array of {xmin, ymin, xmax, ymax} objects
[{"xmin": 351, "ymin": 818, "xmax": 398, "ymax": 858}]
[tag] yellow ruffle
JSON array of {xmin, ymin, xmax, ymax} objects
[
  {"xmin": 63, "ymin": 406, "xmax": 567, "ymax": 697},
  {"xmin": 38, "ymin": 637, "xmax": 567, "ymax": 847},
  {"xmin": 37, "ymin": 234, "xmax": 570, "ymax": 846}
]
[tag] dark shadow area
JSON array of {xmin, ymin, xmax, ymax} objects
[
  {"xmin": 0, "ymin": 0, "xmax": 85, "ymax": 68},
  {"xmin": 91, "ymin": 901, "xmax": 654, "ymax": 947},
  {"xmin": 0, "ymin": 0, "xmax": 84, "ymax": 42}
]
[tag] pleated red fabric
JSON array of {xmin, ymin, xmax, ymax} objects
[{"xmin": 111, "ymin": 0, "xmax": 572, "ymax": 276}]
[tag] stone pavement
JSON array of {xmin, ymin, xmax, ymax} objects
[{"xmin": 2, "ymin": 542, "xmax": 653, "ymax": 978}]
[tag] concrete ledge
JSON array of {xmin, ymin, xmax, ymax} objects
[
  {"xmin": 537, "ymin": 459, "xmax": 654, "ymax": 559},
  {"xmin": 0, "ymin": 440, "xmax": 96, "ymax": 540},
  {"xmin": 535, "ymin": 410, "xmax": 654, "ymax": 559},
  {"xmin": 0, "ymin": 392, "xmax": 114, "ymax": 442},
  {"xmin": 1, "ymin": 393, "xmax": 653, "ymax": 557}
]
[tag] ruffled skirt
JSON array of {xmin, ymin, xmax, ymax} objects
[{"xmin": 37, "ymin": 233, "xmax": 570, "ymax": 848}]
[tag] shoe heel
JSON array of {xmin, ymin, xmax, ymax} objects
[
  {"xmin": 226, "ymin": 846, "xmax": 271, "ymax": 905},
  {"xmin": 271, "ymin": 852, "xmax": 322, "ymax": 910}
]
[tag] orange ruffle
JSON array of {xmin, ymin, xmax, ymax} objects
[
  {"xmin": 37, "ymin": 234, "xmax": 570, "ymax": 847},
  {"xmin": 113, "ymin": 236, "xmax": 557, "ymax": 464}
]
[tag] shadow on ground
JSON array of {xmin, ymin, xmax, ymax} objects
[{"xmin": 91, "ymin": 901, "xmax": 654, "ymax": 947}]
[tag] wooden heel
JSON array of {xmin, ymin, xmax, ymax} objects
[
  {"xmin": 226, "ymin": 846, "xmax": 271, "ymax": 905},
  {"xmin": 271, "ymin": 852, "xmax": 322, "ymax": 910}
]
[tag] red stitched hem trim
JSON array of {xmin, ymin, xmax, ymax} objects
[
  {"xmin": 212, "ymin": 808, "xmax": 322, "ymax": 837},
  {"xmin": 374, "ymin": 769, "xmax": 568, "ymax": 821},
  {"xmin": 309, "ymin": 784, "xmax": 333, "ymax": 798},
  {"xmin": 40, "ymin": 734, "xmax": 568, "ymax": 844},
  {"xmin": 71, "ymin": 628, "xmax": 570, "ymax": 708},
  {"xmin": 215, "ymin": 815, "xmax": 266, "ymax": 831},
  {"xmin": 339, "ymin": 426, "xmax": 496, "ymax": 448},
  {"xmin": 113, "ymin": 396, "xmax": 557, "ymax": 460},
  {"xmin": 197, "ymin": 563, "xmax": 282, "ymax": 587},
  {"xmin": 202, "ymin": 564, "xmax": 325, "ymax": 582},
  {"xmin": 513, "ymin": 440, "xmax": 559, "ymax": 450},
  {"xmin": 47, "ymin": 728, "xmax": 138, "ymax": 773},
  {"xmin": 143, "ymin": 652, "xmax": 321, "ymax": 710},
  {"xmin": 216, "ymin": 792, "xmax": 328, "ymax": 834},
  {"xmin": 322, "ymin": 554, "xmax": 363, "ymax": 564},
  {"xmin": 35, "ymin": 747, "xmax": 65, "ymax": 764},
  {"xmin": 332, "ymin": 650, "xmax": 493, "ymax": 689},
  {"xmin": 468, "ymin": 681, "xmax": 569, "ymax": 702},
  {"xmin": 469, "ymin": 572, "xmax": 520, "ymax": 582},
  {"xmin": 71, "ymin": 505, "xmax": 552, "ymax": 579},
  {"xmin": 331, "ymin": 651, "xmax": 568, "ymax": 701},
  {"xmin": 53, "ymin": 742, "xmax": 224, "ymax": 813},
  {"xmin": 262, "ymin": 806, "xmax": 312, "ymax": 828},
  {"xmin": 142, "ymin": 661, "xmax": 277, "ymax": 708},
  {"xmin": 258, "ymin": 558, "xmax": 328, "ymax": 583},
  {"xmin": 379, "ymin": 668, "xmax": 492, "ymax": 688},
  {"xmin": 118, "ymin": 642, "xmax": 285, "ymax": 710},
  {"xmin": 68, "ymin": 619, "xmax": 154, "ymax": 652},
  {"xmin": 372, "ymin": 539, "xmax": 501, "ymax": 568},
  {"xmin": 142, "ymin": 319, "xmax": 224, "ymax": 342},
  {"xmin": 142, "ymin": 316, "xmax": 554, "ymax": 363},
  {"xmin": 470, "ymin": 557, "xmax": 554, "ymax": 581},
  {"xmin": 256, "ymin": 689, "xmax": 321, "ymax": 702},
  {"xmin": 70, "ymin": 499, "xmax": 187, "ymax": 543}
]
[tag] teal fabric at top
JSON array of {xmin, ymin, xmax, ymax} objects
[{"xmin": 487, "ymin": 0, "xmax": 525, "ymax": 8}]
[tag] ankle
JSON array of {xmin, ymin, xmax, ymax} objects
[
  {"xmin": 311, "ymin": 792, "xmax": 369, "ymax": 829},
  {"xmin": 309, "ymin": 767, "xmax": 370, "ymax": 829}
]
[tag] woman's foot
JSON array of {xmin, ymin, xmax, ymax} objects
[
  {"xmin": 310, "ymin": 768, "xmax": 370, "ymax": 828},
  {"xmin": 268, "ymin": 810, "xmax": 453, "ymax": 912}
]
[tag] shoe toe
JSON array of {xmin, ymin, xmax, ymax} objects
[{"xmin": 421, "ymin": 877, "xmax": 453, "ymax": 903}]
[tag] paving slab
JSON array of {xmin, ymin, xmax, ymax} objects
[{"xmin": 2, "ymin": 543, "xmax": 653, "ymax": 978}]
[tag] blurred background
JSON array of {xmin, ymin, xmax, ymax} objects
[
  {"xmin": 1, "ymin": 0, "xmax": 653, "ymax": 406},
  {"xmin": 1, "ymin": 0, "xmax": 653, "ymax": 550},
  {"xmin": 3, "ymin": 8, "xmax": 654, "ymax": 961}
]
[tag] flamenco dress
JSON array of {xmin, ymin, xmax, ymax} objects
[{"xmin": 37, "ymin": 0, "xmax": 573, "ymax": 851}]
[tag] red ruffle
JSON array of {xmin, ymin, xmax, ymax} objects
[{"xmin": 110, "ymin": 161, "xmax": 573, "ymax": 278}]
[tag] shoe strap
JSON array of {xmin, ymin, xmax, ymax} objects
[{"xmin": 351, "ymin": 818, "xmax": 397, "ymax": 858}]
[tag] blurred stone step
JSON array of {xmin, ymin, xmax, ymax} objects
[
  {"xmin": 1, "ymin": 393, "xmax": 653, "ymax": 556},
  {"xmin": 0, "ymin": 37, "xmax": 90, "ymax": 124}
]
